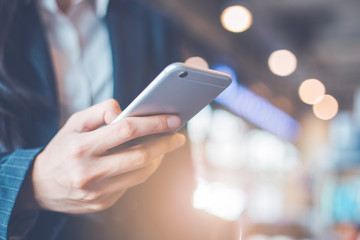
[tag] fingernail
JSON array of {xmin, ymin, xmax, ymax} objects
[
  {"xmin": 167, "ymin": 116, "xmax": 181, "ymax": 129},
  {"xmin": 175, "ymin": 134, "xmax": 186, "ymax": 147}
]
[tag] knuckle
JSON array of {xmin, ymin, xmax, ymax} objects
[
  {"xmin": 77, "ymin": 122, "xmax": 91, "ymax": 132},
  {"xmin": 66, "ymin": 112, "xmax": 80, "ymax": 126},
  {"xmin": 118, "ymin": 119, "xmax": 136, "ymax": 138},
  {"xmin": 132, "ymin": 150, "xmax": 149, "ymax": 168},
  {"xmin": 71, "ymin": 176, "xmax": 88, "ymax": 190},
  {"xmin": 88, "ymin": 202, "xmax": 107, "ymax": 212},
  {"xmin": 88, "ymin": 200, "xmax": 114, "ymax": 212},
  {"xmin": 71, "ymin": 167, "xmax": 91, "ymax": 189},
  {"xmin": 68, "ymin": 138, "xmax": 87, "ymax": 159},
  {"xmin": 65, "ymin": 112, "xmax": 95, "ymax": 133},
  {"xmin": 78, "ymin": 190, "xmax": 101, "ymax": 202},
  {"xmin": 104, "ymin": 98, "xmax": 119, "ymax": 110}
]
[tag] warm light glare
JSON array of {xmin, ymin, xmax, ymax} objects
[
  {"xmin": 246, "ymin": 130, "xmax": 299, "ymax": 171},
  {"xmin": 220, "ymin": 5, "xmax": 252, "ymax": 33},
  {"xmin": 313, "ymin": 94, "xmax": 339, "ymax": 120},
  {"xmin": 193, "ymin": 178, "xmax": 246, "ymax": 221},
  {"xmin": 185, "ymin": 56, "xmax": 209, "ymax": 69},
  {"xmin": 298, "ymin": 79, "xmax": 326, "ymax": 105},
  {"xmin": 268, "ymin": 49, "xmax": 297, "ymax": 76}
]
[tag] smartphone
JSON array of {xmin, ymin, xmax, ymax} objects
[{"xmin": 112, "ymin": 62, "xmax": 232, "ymax": 132}]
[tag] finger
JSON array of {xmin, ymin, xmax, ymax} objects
[
  {"xmin": 65, "ymin": 187, "xmax": 128, "ymax": 214},
  {"xmin": 112, "ymin": 156, "xmax": 163, "ymax": 189},
  {"xmin": 94, "ymin": 133, "xmax": 185, "ymax": 178},
  {"xmin": 101, "ymin": 188, "xmax": 128, "ymax": 209},
  {"xmin": 90, "ymin": 156, "xmax": 164, "ymax": 200},
  {"xmin": 64, "ymin": 99, "xmax": 121, "ymax": 133},
  {"xmin": 81, "ymin": 188, "xmax": 128, "ymax": 211},
  {"xmin": 86, "ymin": 114, "xmax": 181, "ymax": 154},
  {"xmin": 78, "ymin": 155, "xmax": 161, "ymax": 210}
]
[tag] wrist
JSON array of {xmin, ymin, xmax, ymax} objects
[{"xmin": 15, "ymin": 161, "xmax": 40, "ymax": 211}]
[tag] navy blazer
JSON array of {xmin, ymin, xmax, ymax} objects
[{"xmin": 0, "ymin": 0, "xmax": 201, "ymax": 239}]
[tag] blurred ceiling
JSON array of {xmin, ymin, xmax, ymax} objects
[{"xmin": 142, "ymin": 0, "xmax": 360, "ymax": 120}]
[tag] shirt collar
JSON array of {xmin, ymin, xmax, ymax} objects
[
  {"xmin": 37, "ymin": 0, "xmax": 110, "ymax": 17},
  {"xmin": 92, "ymin": 0, "xmax": 109, "ymax": 17}
]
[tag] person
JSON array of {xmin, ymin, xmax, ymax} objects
[{"xmin": 0, "ymin": 0, "xmax": 205, "ymax": 239}]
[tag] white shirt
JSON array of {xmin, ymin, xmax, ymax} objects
[{"xmin": 37, "ymin": 0, "xmax": 113, "ymax": 126}]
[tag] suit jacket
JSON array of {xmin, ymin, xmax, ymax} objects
[{"xmin": 0, "ymin": 0, "xmax": 209, "ymax": 239}]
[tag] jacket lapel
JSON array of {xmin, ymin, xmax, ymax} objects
[
  {"xmin": 105, "ymin": 0, "xmax": 181, "ymax": 109},
  {"xmin": 105, "ymin": 0, "xmax": 147, "ymax": 109},
  {"xmin": 17, "ymin": 1, "xmax": 59, "ymax": 145},
  {"xmin": 24, "ymin": 0, "xmax": 58, "ymax": 104}
]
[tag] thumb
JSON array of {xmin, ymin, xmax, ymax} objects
[{"xmin": 64, "ymin": 99, "xmax": 122, "ymax": 133}]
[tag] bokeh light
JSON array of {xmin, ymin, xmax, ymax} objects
[
  {"xmin": 268, "ymin": 49, "xmax": 297, "ymax": 77},
  {"xmin": 298, "ymin": 79, "xmax": 326, "ymax": 105},
  {"xmin": 247, "ymin": 183, "xmax": 283, "ymax": 223},
  {"xmin": 313, "ymin": 94, "xmax": 339, "ymax": 120},
  {"xmin": 220, "ymin": 5, "xmax": 252, "ymax": 33},
  {"xmin": 185, "ymin": 56, "xmax": 209, "ymax": 69}
]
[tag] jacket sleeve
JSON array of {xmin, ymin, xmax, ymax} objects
[{"xmin": 0, "ymin": 148, "xmax": 42, "ymax": 240}]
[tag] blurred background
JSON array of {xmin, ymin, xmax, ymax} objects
[{"xmin": 142, "ymin": 0, "xmax": 360, "ymax": 239}]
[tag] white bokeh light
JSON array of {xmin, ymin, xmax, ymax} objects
[
  {"xmin": 220, "ymin": 5, "xmax": 253, "ymax": 33},
  {"xmin": 268, "ymin": 49, "xmax": 297, "ymax": 77}
]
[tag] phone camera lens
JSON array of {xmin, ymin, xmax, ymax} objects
[{"xmin": 179, "ymin": 71, "xmax": 188, "ymax": 78}]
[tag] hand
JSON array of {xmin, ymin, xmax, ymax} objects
[{"xmin": 31, "ymin": 99, "xmax": 185, "ymax": 214}]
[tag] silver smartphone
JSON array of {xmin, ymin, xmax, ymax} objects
[{"xmin": 112, "ymin": 62, "xmax": 232, "ymax": 132}]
